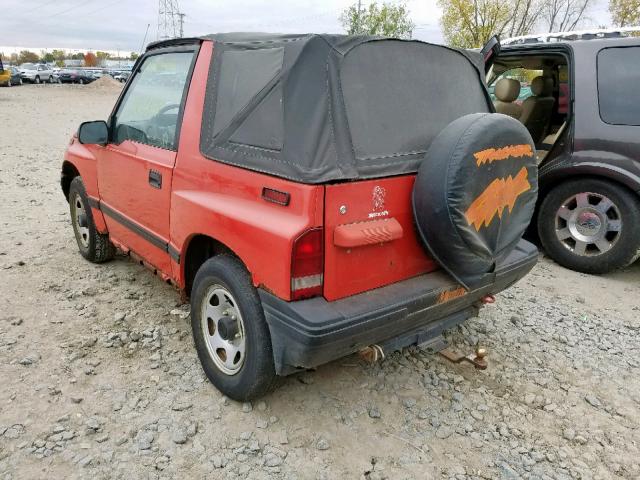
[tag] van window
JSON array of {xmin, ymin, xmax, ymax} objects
[{"xmin": 597, "ymin": 47, "xmax": 640, "ymax": 126}]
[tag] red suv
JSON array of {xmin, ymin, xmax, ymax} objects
[{"xmin": 61, "ymin": 34, "xmax": 539, "ymax": 400}]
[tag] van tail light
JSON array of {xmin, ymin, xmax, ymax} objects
[{"xmin": 291, "ymin": 228, "xmax": 323, "ymax": 300}]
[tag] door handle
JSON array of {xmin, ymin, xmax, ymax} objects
[{"xmin": 148, "ymin": 169, "xmax": 162, "ymax": 189}]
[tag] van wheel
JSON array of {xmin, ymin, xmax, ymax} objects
[
  {"xmin": 191, "ymin": 255, "xmax": 277, "ymax": 401},
  {"xmin": 68, "ymin": 177, "xmax": 115, "ymax": 263},
  {"xmin": 538, "ymin": 178, "xmax": 640, "ymax": 273}
]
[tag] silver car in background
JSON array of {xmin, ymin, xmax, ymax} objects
[{"xmin": 18, "ymin": 63, "xmax": 55, "ymax": 84}]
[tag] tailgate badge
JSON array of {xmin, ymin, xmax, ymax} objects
[
  {"xmin": 368, "ymin": 186, "xmax": 389, "ymax": 218},
  {"xmin": 372, "ymin": 186, "xmax": 386, "ymax": 211}
]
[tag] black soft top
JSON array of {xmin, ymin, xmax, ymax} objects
[{"xmin": 154, "ymin": 33, "xmax": 492, "ymax": 183}]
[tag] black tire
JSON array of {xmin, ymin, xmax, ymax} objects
[
  {"xmin": 68, "ymin": 177, "xmax": 115, "ymax": 263},
  {"xmin": 538, "ymin": 178, "xmax": 640, "ymax": 273},
  {"xmin": 34, "ymin": 76, "xmax": 40, "ymax": 84},
  {"xmin": 191, "ymin": 255, "xmax": 277, "ymax": 401},
  {"xmin": 78, "ymin": 78, "xmax": 84, "ymax": 85}
]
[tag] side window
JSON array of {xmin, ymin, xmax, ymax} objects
[
  {"xmin": 598, "ymin": 47, "xmax": 640, "ymax": 126},
  {"xmin": 113, "ymin": 51, "xmax": 195, "ymax": 150},
  {"xmin": 489, "ymin": 68, "xmax": 542, "ymax": 104},
  {"xmin": 212, "ymin": 48, "xmax": 284, "ymax": 150}
]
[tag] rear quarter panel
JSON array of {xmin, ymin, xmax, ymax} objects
[{"xmin": 170, "ymin": 41, "xmax": 324, "ymax": 299}]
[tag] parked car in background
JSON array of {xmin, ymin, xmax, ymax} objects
[
  {"xmin": 0, "ymin": 58, "xmax": 12, "ymax": 86},
  {"xmin": 490, "ymin": 28, "xmax": 640, "ymax": 274},
  {"xmin": 114, "ymin": 71, "xmax": 130, "ymax": 83},
  {"xmin": 58, "ymin": 69, "xmax": 95, "ymax": 85},
  {"xmin": 5, "ymin": 67, "xmax": 24, "ymax": 86},
  {"xmin": 19, "ymin": 63, "xmax": 55, "ymax": 83},
  {"xmin": 62, "ymin": 33, "xmax": 538, "ymax": 400}
]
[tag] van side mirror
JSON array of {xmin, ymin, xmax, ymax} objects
[{"xmin": 78, "ymin": 120, "xmax": 108, "ymax": 145}]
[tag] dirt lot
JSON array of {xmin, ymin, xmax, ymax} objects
[{"xmin": 1, "ymin": 84, "xmax": 639, "ymax": 480}]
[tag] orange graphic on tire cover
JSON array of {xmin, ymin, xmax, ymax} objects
[
  {"xmin": 465, "ymin": 167, "xmax": 531, "ymax": 231},
  {"xmin": 473, "ymin": 144, "xmax": 533, "ymax": 166}
]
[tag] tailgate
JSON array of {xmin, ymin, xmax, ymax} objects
[{"xmin": 324, "ymin": 175, "xmax": 437, "ymax": 301}]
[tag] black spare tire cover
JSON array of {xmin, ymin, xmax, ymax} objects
[{"xmin": 413, "ymin": 113, "xmax": 538, "ymax": 289}]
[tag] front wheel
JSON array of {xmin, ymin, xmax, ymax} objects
[
  {"xmin": 34, "ymin": 76, "xmax": 40, "ymax": 84},
  {"xmin": 191, "ymin": 255, "xmax": 277, "ymax": 401},
  {"xmin": 538, "ymin": 178, "xmax": 640, "ymax": 273},
  {"xmin": 78, "ymin": 78, "xmax": 84, "ymax": 85},
  {"xmin": 68, "ymin": 177, "xmax": 115, "ymax": 263}
]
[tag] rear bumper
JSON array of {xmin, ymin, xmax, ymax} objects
[{"xmin": 260, "ymin": 239, "xmax": 538, "ymax": 375}]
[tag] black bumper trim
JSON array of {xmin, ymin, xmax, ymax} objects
[
  {"xmin": 90, "ymin": 199, "xmax": 181, "ymax": 264},
  {"xmin": 260, "ymin": 239, "xmax": 537, "ymax": 375}
]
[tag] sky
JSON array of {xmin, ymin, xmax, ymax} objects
[{"xmin": 1, "ymin": 0, "xmax": 613, "ymax": 54}]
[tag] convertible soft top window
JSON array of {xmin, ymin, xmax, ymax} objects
[{"xmin": 200, "ymin": 33, "xmax": 490, "ymax": 184}]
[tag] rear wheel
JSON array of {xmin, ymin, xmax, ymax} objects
[
  {"xmin": 191, "ymin": 255, "xmax": 277, "ymax": 401},
  {"xmin": 48, "ymin": 75, "xmax": 53, "ymax": 83},
  {"xmin": 538, "ymin": 178, "xmax": 640, "ymax": 273},
  {"xmin": 68, "ymin": 177, "xmax": 115, "ymax": 263},
  {"xmin": 78, "ymin": 78, "xmax": 84, "ymax": 85}
]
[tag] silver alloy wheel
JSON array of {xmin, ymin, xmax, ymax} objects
[
  {"xmin": 555, "ymin": 191, "xmax": 622, "ymax": 256},
  {"xmin": 72, "ymin": 193, "xmax": 90, "ymax": 248},
  {"xmin": 201, "ymin": 285, "xmax": 246, "ymax": 375}
]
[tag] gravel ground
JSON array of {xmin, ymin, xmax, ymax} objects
[{"xmin": 1, "ymin": 84, "xmax": 639, "ymax": 480}]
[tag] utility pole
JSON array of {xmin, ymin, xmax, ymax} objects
[{"xmin": 177, "ymin": 12, "xmax": 185, "ymax": 38}]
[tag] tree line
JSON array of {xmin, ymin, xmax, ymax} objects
[
  {"xmin": 341, "ymin": 0, "xmax": 640, "ymax": 48},
  {"xmin": 2, "ymin": 49, "xmax": 139, "ymax": 67}
]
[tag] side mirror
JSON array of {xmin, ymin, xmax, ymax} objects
[{"xmin": 78, "ymin": 120, "xmax": 108, "ymax": 145}]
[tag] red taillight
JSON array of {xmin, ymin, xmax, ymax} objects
[{"xmin": 291, "ymin": 228, "xmax": 323, "ymax": 300}]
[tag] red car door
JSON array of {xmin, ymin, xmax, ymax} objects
[{"xmin": 97, "ymin": 48, "xmax": 197, "ymax": 276}]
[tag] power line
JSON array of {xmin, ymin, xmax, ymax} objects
[{"xmin": 44, "ymin": 0, "xmax": 100, "ymax": 20}]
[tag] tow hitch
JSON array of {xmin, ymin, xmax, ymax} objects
[
  {"xmin": 358, "ymin": 337, "xmax": 488, "ymax": 370},
  {"xmin": 438, "ymin": 345, "xmax": 488, "ymax": 370}
]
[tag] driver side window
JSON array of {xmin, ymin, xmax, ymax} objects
[{"xmin": 113, "ymin": 51, "xmax": 195, "ymax": 151}]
